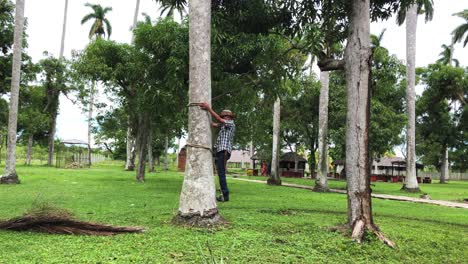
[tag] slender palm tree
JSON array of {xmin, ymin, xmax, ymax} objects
[
  {"xmin": 81, "ymin": 3, "xmax": 112, "ymax": 166},
  {"xmin": 1, "ymin": 0, "xmax": 25, "ymax": 184},
  {"xmin": 452, "ymin": 9, "xmax": 468, "ymax": 47},
  {"xmin": 397, "ymin": 0, "xmax": 434, "ymax": 192},
  {"xmin": 436, "ymin": 44, "xmax": 459, "ymax": 66},
  {"xmin": 46, "ymin": 0, "xmax": 69, "ymax": 167},
  {"xmin": 155, "ymin": 0, "xmax": 187, "ymax": 18},
  {"xmin": 81, "ymin": 3, "xmax": 112, "ymax": 39},
  {"xmin": 174, "ymin": 0, "xmax": 222, "ymax": 226},
  {"xmin": 313, "ymin": 71, "xmax": 329, "ymax": 192},
  {"xmin": 268, "ymin": 96, "xmax": 282, "ymax": 185}
]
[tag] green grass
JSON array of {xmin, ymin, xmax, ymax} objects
[
  {"xmin": 237, "ymin": 174, "xmax": 468, "ymax": 202},
  {"xmin": 0, "ymin": 163, "xmax": 467, "ymax": 263}
]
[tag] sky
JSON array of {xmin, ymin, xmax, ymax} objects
[{"xmin": 21, "ymin": 0, "xmax": 468, "ymax": 150}]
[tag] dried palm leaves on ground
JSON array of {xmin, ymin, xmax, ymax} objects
[{"xmin": 0, "ymin": 205, "xmax": 145, "ymax": 236}]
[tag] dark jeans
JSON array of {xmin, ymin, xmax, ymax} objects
[{"xmin": 216, "ymin": 150, "xmax": 231, "ymax": 199}]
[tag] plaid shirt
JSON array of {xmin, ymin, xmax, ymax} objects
[{"xmin": 215, "ymin": 120, "xmax": 235, "ymax": 153}]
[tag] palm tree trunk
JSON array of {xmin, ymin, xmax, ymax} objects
[
  {"xmin": 131, "ymin": 0, "xmax": 140, "ymax": 42},
  {"xmin": 47, "ymin": 113, "xmax": 57, "ymax": 166},
  {"xmin": 249, "ymin": 141, "xmax": 254, "ymax": 169},
  {"xmin": 26, "ymin": 134, "xmax": 33, "ymax": 166},
  {"xmin": 440, "ymin": 146, "xmax": 449, "ymax": 183},
  {"xmin": 148, "ymin": 128, "xmax": 154, "ymax": 173},
  {"xmin": 164, "ymin": 134, "xmax": 169, "ymax": 171},
  {"xmin": 59, "ymin": 0, "xmax": 68, "ymax": 58},
  {"xmin": 314, "ymin": 71, "xmax": 330, "ymax": 192},
  {"xmin": 1, "ymin": 0, "xmax": 25, "ymax": 184},
  {"xmin": 403, "ymin": 4, "xmax": 420, "ymax": 192},
  {"xmin": 125, "ymin": 124, "xmax": 135, "ymax": 170},
  {"xmin": 135, "ymin": 114, "xmax": 149, "ymax": 182},
  {"xmin": 87, "ymin": 84, "xmax": 95, "ymax": 166},
  {"xmin": 174, "ymin": 0, "xmax": 221, "ymax": 226},
  {"xmin": 267, "ymin": 96, "xmax": 282, "ymax": 185}
]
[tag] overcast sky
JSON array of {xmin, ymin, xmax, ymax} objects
[{"xmin": 22, "ymin": 0, "xmax": 468, "ymax": 147}]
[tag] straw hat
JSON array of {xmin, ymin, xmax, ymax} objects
[{"xmin": 220, "ymin": 109, "xmax": 235, "ymax": 119}]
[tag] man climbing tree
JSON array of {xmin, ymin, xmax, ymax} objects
[{"xmin": 199, "ymin": 103, "xmax": 236, "ymax": 202}]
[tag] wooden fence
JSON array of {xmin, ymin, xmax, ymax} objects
[{"xmin": 419, "ymin": 172, "xmax": 468, "ymax": 181}]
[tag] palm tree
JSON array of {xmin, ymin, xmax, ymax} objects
[
  {"xmin": 397, "ymin": 0, "xmax": 434, "ymax": 192},
  {"xmin": 452, "ymin": 9, "xmax": 468, "ymax": 47},
  {"xmin": 1, "ymin": 0, "xmax": 25, "ymax": 184},
  {"xmin": 268, "ymin": 96, "xmax": 282, "ymax": 185},
  {"xmin": 46, "ymin": 0, "xmax": 69, "ymax": 167},
  {"xmin": 156, "ymin": 0, "xmax": 187, "ymax": 18},
  {"xmin": 174, "ymin": 0, "xmax": 222, "ymax": 226},
  {"xmin": 313, "ymin": 71, "xmax": 329, "ymax": 192},
  {"xmin": 81, "ymin": 3, "xmax": 112, "ymax": 166},
  {"xmin": 81, "ymin": 3, "xmax": 112, "ymax": 39},
  {"xmin": 436, "ymin": 44, "xmax": 459, "ymax": 66}
]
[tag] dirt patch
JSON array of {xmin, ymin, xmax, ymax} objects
[{"xmin": 0, "ymin": 205, "xmax": 145, "ymax": 235}]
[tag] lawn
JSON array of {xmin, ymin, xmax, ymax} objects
[
  {"xmin": 0, "ymin": 163, "xmax": 467, "ymax": 263},
  {"xmin": 237, "ymin": 174, "xmax": 468, "ymax": 202}
]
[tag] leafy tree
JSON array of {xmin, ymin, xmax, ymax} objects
[
  {"xmin": 38, "ymin": 55, "xmax": 69, "ymax": 166},
  {"xmin": 416, "ymin": 64, "xmax": 467, "ymax": 183}
]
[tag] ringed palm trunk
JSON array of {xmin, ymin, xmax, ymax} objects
[
  {"xmin": 267, "ymin": 96, "xmax": 282, "ymax": 185},
  {"xmin": 148, "ymin": 128, "xmax": 154, "ymax": 173},
  {"xmin": 440, "ymin": 146, "xmax": 448, "ymax": 183},
  {"xmin": 125, "ymin": 124, "xmax": 135, "ymax": 170},
  {"xmin": 124, "ymin": 0, "xmax": 140, "ymax": 170},
  {"xmin": 87, "ymin": 84, "xmax": 95, "ymax": 166},
  {"xmin": 1, "ymin": 0, "xmax": 25, "ymax": 184},
  {"xmin": 164, "ymin": 134, "xmax": 169, "ymax": 171},
  {"xmin": 343, "ymin": 0, "xmax": 394, "ymax": 247},
  {"xmin": 59, "ymin": 0, "xmax": 68, "ymax": 58},
  {"xmin": 174, "ymin": 0, "xmax": 222, "ymax": 226},
  {"xmin": 403, "ymin": 4, "xmax": 420, "ymax": 192},
  {"xmin": 26, "ymin": 134, "xmax": 33, "ymax": 166},
  {"xmin": 314, "ymin": 71, "xmax": 330, "ymax": 192}
]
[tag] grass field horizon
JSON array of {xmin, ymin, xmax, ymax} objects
[{"xmin": 0, "ymin": 162, "xmax": 466, "ymax": 263}]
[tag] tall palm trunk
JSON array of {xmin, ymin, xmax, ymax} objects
[
  {"xmin": 1, "ymin": 0, "xmax": 25, "ymax": 184},
  {"xmin": 26, "ymin": 134, "xmax": 33, "ymax": 166},
  {"xmin": 87, "ymin": 84, "xmax": 95, "ymax": 166},
  {"xmin": 148, "ymin": 128, "xmax": 154, "ymax": 173},
  {"xmin": 174, "ymin": 0, "xmax": 221, "ymax": 226},
  {"xmin": 135, "ymin": 114, "xmax": 149, "ymax": 182},
  {"xmin": 125, "ymin": 124, "xmax": 135, "ymax": 170},
  {"xmin": 314, "ymin": 71, "xmax": 330, "ymax": 192},
  {"xmin": 249, "ymin": 141, "xmax": 254, "ymax": 169},
  {"xmin": 60, "ymin": 0, "xmax": 68, "ymax": 58},
  {"xmin": 124, "ymin": 0, "xmax": 140, "ymax": 170},
  {"xmin": 404, "ymin": 4, "xmax": 420, "ymax": 192},
  {"xmin": 440, "ymin": 146, "xmax": 448, "ymax": 183},
  {"xmin": 164, "ymin": 134, "xmax": 169, "ymax": 171},
  {"xmin": 267, "ymin": 96, "xmax": 282, "ymax": 185}
]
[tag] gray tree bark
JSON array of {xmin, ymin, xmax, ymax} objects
[
  {"xmin": 314, "ymin": 71, "xmax": 330, "ymax": 192},
  {"xmin": 403, "ymin": 4, "xmax": 420, "ymax": 192},
  {"xmin": 267, "ymin": 97, "xmax": 282, "ymax": 185},
  {"xmin": 249, "ymin": 141, "xmax": 254, "ymax": 169},
  {"xmin": 87, "ymin": 84, "xmax": 95, "ymax": 166},
  {"xmin": 174, "ymin": 0, "xmax": 221, "ymax": 226},
  {"xmin": 125, "ymin": 0, "xmax": 140, "ymax": 171},
  {"xmin": 125, "ymin": 125, "xmax": 135, "ymax": 170},
  {"xmin": 47, "ymin": 114, "xmax": 56, "ymax": 166},
  {"xmin": 26, "ymin": 134, "xmax": 33, "ymax": 166},
  {"xmin": 59, "ymin": 0, "xmax": 68, "ymax": 58},
  {"xmin": 164, "ymin": 134, "xmax": 169, "ymax": 171},
  {"xmin": 1, "ymin": 0, "xmax": 25, "ymax": 184},
  {"xmin": 135, "ymin": 114, "xmax": 149, "ymax": 182},
  {"xmin": 440, "ymin": 147, "xmax": 448, "ymax": 183},
  {"xmin": 148, "ymin": 129, "xmax": 154, "ymax": 173}
]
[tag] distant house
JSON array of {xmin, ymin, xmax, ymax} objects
[
  {"xmin": 332, "ymin": 157, "xmax": 426, "ymax": 182},
  {"xmin": 251, "ymin": 152, "xmax": 307, "ymax": 178},
  {"xmin": 227, "ymin": 150, "xmax": 251, "ymax": 168}
]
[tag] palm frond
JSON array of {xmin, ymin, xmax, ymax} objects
[
  {"xmin": 104, "ymin": 18, "xmax": 112, "ymax": 39},
  {"xmin": 452, "ymin": 23, "xmax": 468, "ymax": 47},
  {"xmin": 81, "ymin": 13, "xmax": 96, "ymax": 25}
]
